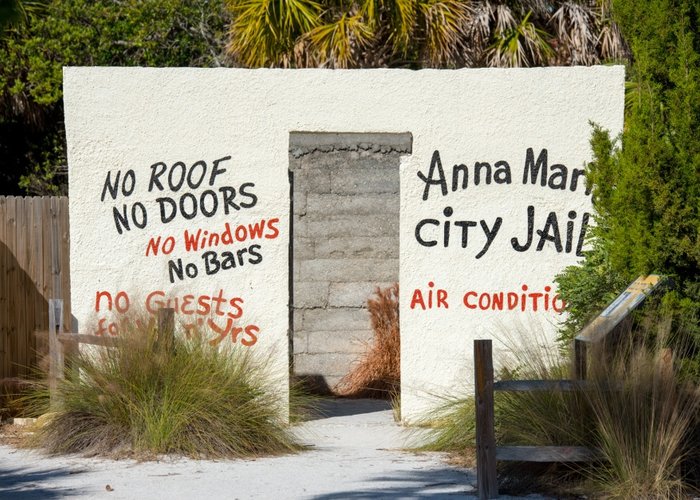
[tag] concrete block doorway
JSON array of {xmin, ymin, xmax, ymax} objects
[{"xmin": 288, "ymin": 132, "xmax": 412, "ymax": 392}]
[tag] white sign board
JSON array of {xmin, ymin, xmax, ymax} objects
[{"xmin": 64, "ymin": 67, "xmax": 624, "ymax": 417}]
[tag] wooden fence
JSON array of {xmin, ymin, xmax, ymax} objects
[
  {"xmin": 474, "ymin": 339, "xmax": 597, "ymax": 499},
  {"xmin": 474, "ymin": 336, "xmax": 673, "ymax": 499},
  {"xmin": 0, "ymin": 196, "xmax": 71, "ymax": 380},
  {"xmin": 474, "ymin": 275, "xmax": 667, "ymax": 498}
]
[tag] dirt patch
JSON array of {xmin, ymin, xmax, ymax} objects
[{"xmin": 0, "ymin": 422, "xmax": 33, "ymax": 448}]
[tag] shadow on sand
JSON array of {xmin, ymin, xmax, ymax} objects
[
  {"xmin": 0, "ymin": 463, "xmax": 88, "ymax": 499},
  {"xmin": 309, "ymin": 467, "xmax": 477, "ymax": 499},
  {"xmin": 307, "ymin": 398, "xmax": 392, "ymax": 420}
]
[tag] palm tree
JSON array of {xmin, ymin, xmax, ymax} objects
[
  {"xmin": 226, "ymin": 0, "xmax": 475, "ymax": 68},
  {"xmin": 225, "ymin": 0, "xmax": 628, "ymax": 69}
]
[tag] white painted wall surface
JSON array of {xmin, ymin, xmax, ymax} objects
[{"xmin": 63, "ymin": 67, "xmax": 624, "ymax": 417}]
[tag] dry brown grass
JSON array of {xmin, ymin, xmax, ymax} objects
[{"xmin": 335, "ymin": 283, "xmax": 399, "ymax": 399}]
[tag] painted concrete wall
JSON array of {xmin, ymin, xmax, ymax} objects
[
  {"xmin": 398, "ymin": 80, "xmax": 625, "ymax": 421},
  {"xmin": 290, "ymin": 133, "xmax": 410, "ymax": 391},
  {"xmin": 63, "ymin": 67, "xmax": 625, "ymax": 418}
]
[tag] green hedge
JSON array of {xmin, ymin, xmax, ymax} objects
[{"xmin": 557, "ymin": 0, "xmax": 700, "ymax": 376}]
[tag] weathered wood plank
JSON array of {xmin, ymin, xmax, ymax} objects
[
  {"xmin": 496, "ymin": 445, "xmax": 599, "ymax": 462},
  {"xmin": 50, "ymin": 198, "xmax": 62, "ymax": 301},
  {"xmin": 0, "ymin": 197, "xmax": 7, "ymax": 378},
  {"xmin": 32, "ymin": 198, "xmax": 47, "ymax": 364},
  {"xmin": 57, "ymin": 333, "xmax": 118, "ymax": 348},
  {"xmin": 41, "ymin": 197, "xmax": 51, "ymax": 299},
  {"xmin": 40, "ymin": 198, "xmax": 54, "ymax": 377},
  {"xmin": 475, "ymin": 339, "xmax": 498, "ymax": 499},
  {"xmin": 493, "ymin": 379, "xmax": 589, "ymax": 392},
  {"xmin": 5, "ymin": 197, "xmax": 17, "ymax": 379},
  {"xmin": 16, "ymin": 198, "xmax": 28, "ymax": 376},
  {"xmin": 156, "ymin": 308, "xmax": 175, "ymax": 353},
  {"xmin": 0, "ymin": 197, "xmax": 71, "ymax": 379},
  {"xmin": 573, "ymin": 338, "xmax": 587, "ymax": 380},
  {"xmin": 0, "ymin": 197, "xmax": 6, "ymax": 378},
  {"xmin": 26, "ymin": 198, "xmax": 37, "ymax": 370},
  {"xmin": 58, "ymin": 197, "xmax": 71, "ymax": 335}
]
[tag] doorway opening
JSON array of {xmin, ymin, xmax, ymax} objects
[{"xmin": 288, "ymin": 132, "xmax": 412, "ymax": 393}]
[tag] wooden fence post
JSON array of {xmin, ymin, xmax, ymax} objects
[
  {"xmin": 475, "ymin": 339, "xmax": 498, "ymax": 499},
  {"xmin": 156, "ymin": 308, "xmax": 175, "ymax": 353},
  {"xmin": 50, "ymin": 198, "xmax": 62, "ymax": 301},
  {"xmin": 48, "ymin": 299, "xmax": 64, "ymax": 407},
  {"xmin": 573, "ymin": 339, "xmax": 587, "ymax": 381}
]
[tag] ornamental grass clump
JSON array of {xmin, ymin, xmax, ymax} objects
[
  {"xmin": 421, "ymin": 314, "xmax": 700, "ymax": 497},
  {"xmin": 585, "ymin": 327, "xmax": 700, "ymax": 498},
  {"xmin": 27, "ymin": 315, "xmax": 300, "ymax": 458},
  {"xmin": 415, "ymin": 395, "xmax": 476, "ymax": 456}
]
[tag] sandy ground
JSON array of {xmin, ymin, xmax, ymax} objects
[{"xmin": 0, "ymin": 399, "xmax": 540, "ymax": 499}]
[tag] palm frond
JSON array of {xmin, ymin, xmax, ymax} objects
[
  {"xmin": 595, "ymin": 0, "xmax": 627, "ymax": 61},
  {"xmin": 305, "ymin": 13, "xmax": 373, "ymax": 68},
  {"xmin": 460, "ymin": 1, "xmax": 492, "ymax": 65},
  {"xmin": 418, "ymin": 0, "xmax": 471, "ymax": 67},
  {"xmin": 516, "ymin": 0, "xmax": 549, "ymax": 18},
  {"xmin": 597, "ymin": 20, "xmax": 626, "ymax": 61},
  {"xmin": 469, "ymin": 1, "xmax": 491, "ymax": 40},
  {"xmin": 488, "ymin": 10, "xmax": 553, "ymax": 68},
  {"xmin": 227, "ymin": 0, "xmax": 323, "ymax": 67},
  {"xmin": 281, "ymin": 0, "xmax": 323, "ymax": 32},
  {"xmin": 550, "ymin": 1, "xmax": 598, "ymax": 65},
  {"xmin": 389, "ymin": 0, "xmax": 418, "ymax": 53},
  {"xmin": 225, "ymin": 0, "xmax": 629, "ymax": 69},
  {"xmin": 360, "ymin": 0, "xmax": 381, "ymax": 28},
  {"xmin": 493, "ymin": 3, "xmax": 517, "ymax": 34}
]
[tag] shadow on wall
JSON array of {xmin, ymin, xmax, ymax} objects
[
  {"xmin": 293, "ymin": 374, "xmax": 334, "ymax": 395},
  {"xmin": 0, "ymin": 240, "xmax": 49, "ymax": 381}
]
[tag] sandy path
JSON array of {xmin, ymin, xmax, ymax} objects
[{"xmin": 0, "ymin": 399, "xmax": 483, "ymax": 499}]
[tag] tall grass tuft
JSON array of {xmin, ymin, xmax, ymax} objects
[
  {"xmin": 586, "ymin": 333, "xmax": 700, "ymax": 498},
  {"xmin": 421, "ymin": 312, "xmax": 700, "ymax": 497},
  {"xmin": 416, "ymin": 395, "xmax": 475, "ymax": 453},
  {"xmin": 495, "ymin": 327, "xmax": 593, "ymax": 450},
  {"xmin": 25, "ymin": 315, "xmax": 301, "ymax": 458},
  {"xmin": 0, "ymin": 378, "xmax": 33, "ymax": 421},
  {"xmin": 336, "ymin": 283, "xmax": 399, "ymax": 399}
]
